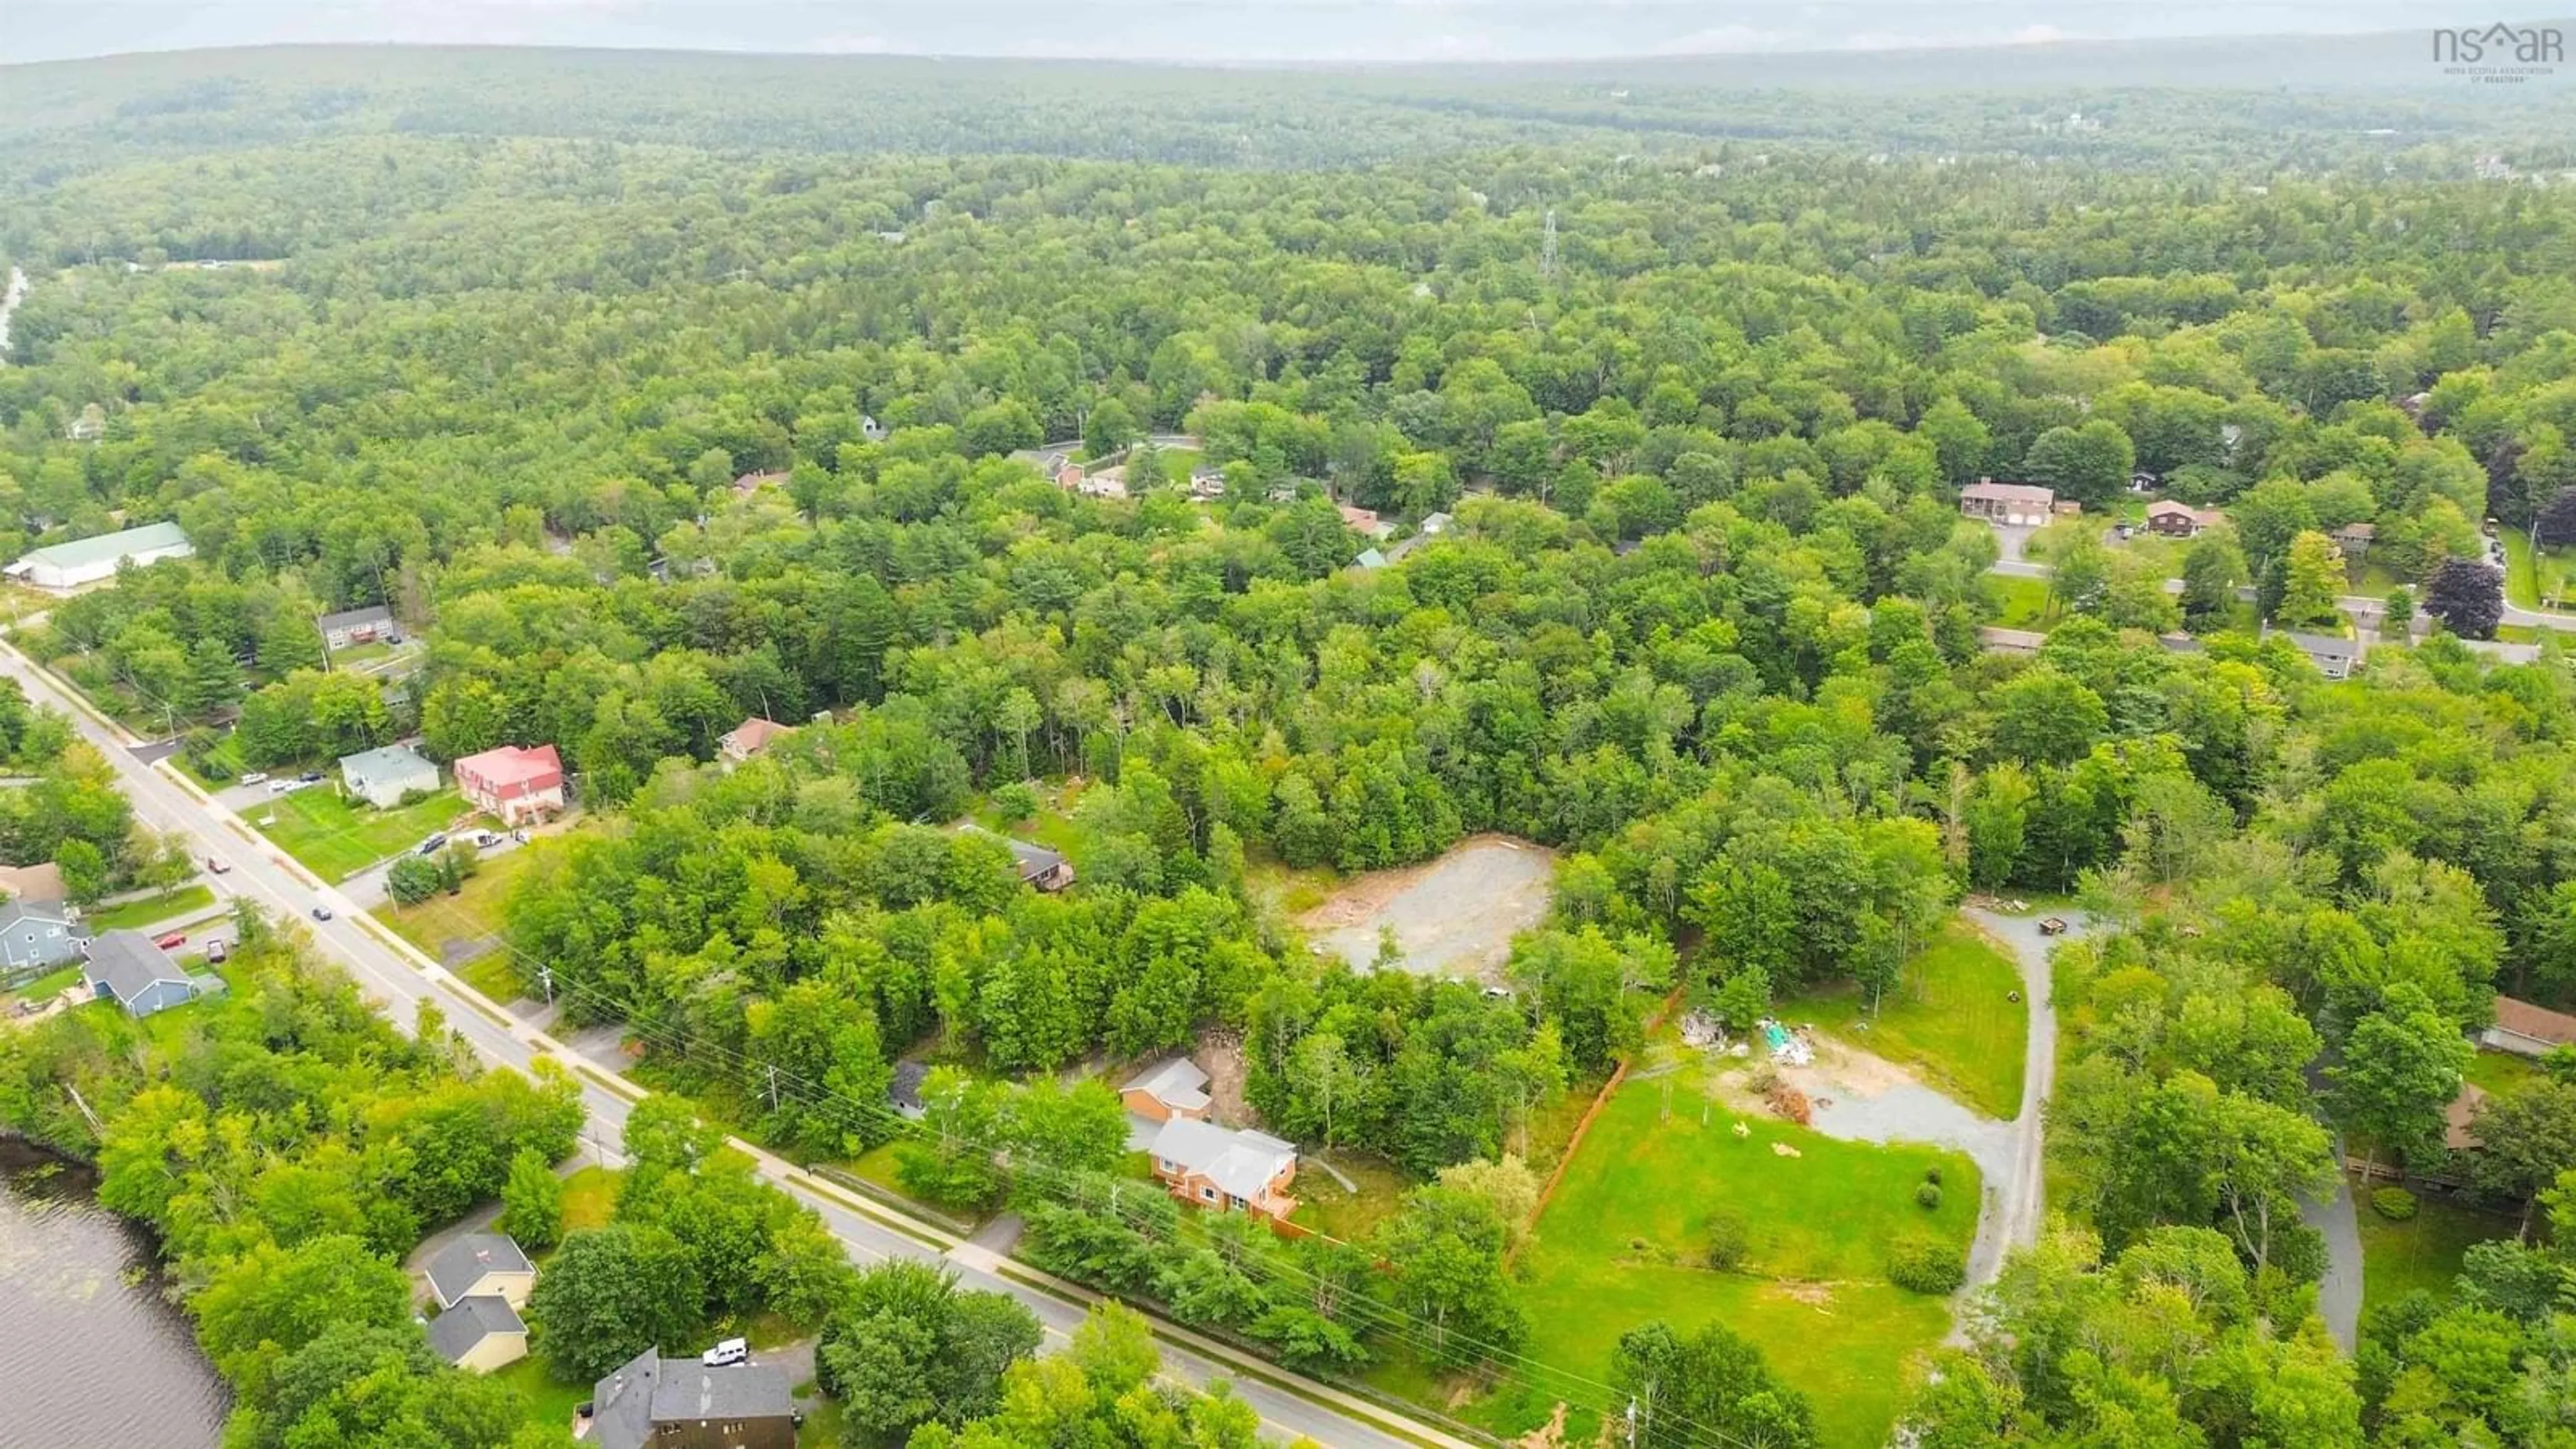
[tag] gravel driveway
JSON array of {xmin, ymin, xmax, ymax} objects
[{"xmin": 1957, "ymin": 905, "xmax": 2081, "ymax": 1297}]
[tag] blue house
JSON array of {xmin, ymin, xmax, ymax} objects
[
  {"xmin": 0, "ymin": 897, "xmax": 87, "ymax": 973},
  {"xmin": 85, "ymin": 930, "xmax": 203, "ymax": 1018}
]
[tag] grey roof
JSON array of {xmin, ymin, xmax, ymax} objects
[
  {"xmin": 1122, "ymin": 1057, "xmax": 1212, "ymax": 1113},
  {"xmin": 888, "ymin": 1060, "xmax": 930, "ymax": 1113},
  {"xmin": 1001, "ymin": 837, "xmax": 1065, "ymax": 879},
  {"xmin": 1961, "ymin": 480, "xmax": 2055, "ymax": 504},
  {"xmin": 425, "ymin": 1232, "xmax": 533, "ymax": 1304},
  {"xmin": 425, "ymin": 1294, "xmax": 526, "ymax": 1362},
  {"xmin": 2280, "ymin": 629, "xmax": 2363, "ymax": 663},
  {"xmin": 0, "ymin": 896, "xmax": 76, "ymax": 931},
  {"xmin": 1148, "ymin": 1117, "xmax": 1296, "ymax": 1200},
  {"xmin": 1354, "ymin": 547, "xmax": 1389, "ymax": 570},
  {"xmin": 317, "ymin": 604, "xmax": 392, "ymax": 632},
  {"xmin": 339, "ymin": 743, "xmax": 437, "ymax": 779},
  {"xmin": 591, "ymin": 1347, "xmax": 794, "ymax": 1449},
  {"xmin": 11, "ymin": 521, "xmax": 190, "ymax": 573},
  {"xmin": 85, "ymin": 930, "xmax": 189, "ymax": 1004}
]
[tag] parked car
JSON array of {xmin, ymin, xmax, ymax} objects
[
  {"xmin": 417, "ymin": 833, "xmax": 449, "ymax": 857},
  {"xmin": 296, "ymin": 770, "xmax": 323, "ymax": 784},
  {"xmin": 701, "ymin": 1338, "xmax": 749, "ymax": 1368},
  {"xmin": 2038, "ymin": 917, "xmax": 2069, "ymax": 936},
  {"xmin": 206, "ymin": 939, "xmax": 228, "ymax": 964},
  {"xmin": 238, "ymin": 771, "xmax": 270, "ymax": 786},
  {"xmin": 154, "ymin": 932, "xmax": 187, "ymax": 950},
  {"xmin": 205, "ymin": 856, "xmax": 230, "ymax": 873},
  {"xmin": 472, "ymin": 830, "xmax": 504, "ymax": 849},
  {"xmin": 267, "ymin": 778, "xmax": 298, "ymax": 794},
  {"xmin": 311, "ymin": 906, "xmax": 333, "ymax": 921}
]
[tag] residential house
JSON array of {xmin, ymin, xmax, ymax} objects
[
  {"xmin": 2156, "ymin": 633, "xmax": 2206, "ymax": 655},
  {"xmin": 1338, "ymin": 503, "xmax": 1391, "ymax": 539},
  {"xmin": 425, "ymin": 1232, "xmax": 537, "ymax": 1310},
  {"xmin": 581, "ymin": 1346, "xmax": 796, "ymax": 1449},
  {"xmin": 339, "ymin": 743, "xmax": 441, "ymax": 810},
  {"xmin": 1077, "ymin": 465, "xmax": 1129, "ymax": 499},
  {"xmin": 0, "ymin": 863, "xmax": 66, "ymax": 904},
  {"xmin": 2481, "ymin": 996, "xmax": 2576, "ymax": 1059},
  {"xmin": 427, "ymin": 1295, "xmax": 529, "ymax": 1374},
  {"xmin": 66, "ymin": 405, "xmax": 106, "ymax": 443},
  {"xmin": 2145, "ymin": 500, "xmax": 2222, "ymax": 539},
  {"xmin": 1146, "ymin": 1118, "xmax": 1298, "ymax": 1220},
  {"xmin": 1386, "ymin": 511, "xmax": 1454, "ymax": 564},
  {"xmin": 0, "ymin": 897, "xmax": 84, "ymax": 974},
  {"xmin": 1002, "ymin": 838, "xmax": 1074, "ymax": 892},
  {"xmin": 2129, "ymin": 470, "xmax": 2163, "ymax": 494},
  {"xmin": 1053, "ymin": 462, "xmax": 1087, "ymax": 491},
  {"xmin": 1121, "ymin": 1057, "xmax": 1213, "ymax": 1124},
  {"xmin": 317, "ymin": 604, "xmax": 395, "ymax": 651},
  {"xmin": 1353, "ymin": 547, "xmax": 1389, "ymax": 571},
  {"xmin": 717, "ymin": 716, "xmax": 791, "ymax": 764},
  {"xmin": 731, "ymin": 470, "xmax": 789, "ymax": 499},
  {"xmin": 887, "ymin": 1061, "xmax": 929, "ymax": 1120},
  {"xmin": 83, "ymin": 930, "xmax": 205, "ymax": 1018},
  {"xmin": 3, "ymin": 521, "xmax": 193, "ymax": 591},
  {"xmin": 1958, "ymin": 480, "xmax": 2055, "ymax": 527},
  {"xmin": 2332, "ymin": 521, "xmax": 2376, "ymax": 559},
  {"xmin": 454, "ymin": 745, "xmax": 566, "ymax": 826},
  {"xmin": 859, "ymin": 414, "xmax": 886, "ymax": 443},
  {"xmin": 1187, "ymin": 468, "xmax": 1227, "ymax": 500},
  {"xmin": 2270, "ymin": 627, "xmax": 2364, "ymax": 681}
]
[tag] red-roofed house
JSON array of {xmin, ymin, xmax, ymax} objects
[
  {"xmin": 2481, "ymin": 996, "xmax": 2576, "ymax": 1059},
  {"xmin": 718, "ymin": 716, "xmax": 792, "ymax": 765},
  {"xmin": 454, "ymin": 745, "xmax": 566, "ymax": 826}
]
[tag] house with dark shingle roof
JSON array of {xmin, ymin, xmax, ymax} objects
[
  {"xmin": 1, "ymin": 896, "xmax": 86, "ymax": 973},
  {"xmin": 83, "ymin": 930, "xmax": 201, "ymax": 1017},
  {"xmin": 581, "ymin": 1346, "xmax": 796, "ymax": 1449},
  {"xmin": 425, "ymin": 1232, "xmax": 536, "ymax": 1309},
  {"xmin": 427, "ymin": 1293, "xmax": 529, "ymax": 1373}
]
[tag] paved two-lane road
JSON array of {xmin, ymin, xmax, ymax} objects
[{"xmin": 0, "ymin": 638, "xmax": 1456, "ymax": 1449}]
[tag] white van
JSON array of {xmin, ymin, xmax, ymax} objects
[{"xmin": 701, "ymin": 1337, "xmax": 749, "ymax": 1368}]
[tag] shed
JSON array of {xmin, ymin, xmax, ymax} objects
[{"xmin": 427, "ymin": 1293, "xmax": 529, "ymax": 1374}]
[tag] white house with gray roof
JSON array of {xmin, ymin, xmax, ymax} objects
[
  {"xmin": 1146, "ymin": 1117, "xmax": 1299, "ymax": 1220},
  {"xmin": 4, "ymin": 521, "xmax": 193, "ymax": 591},
  {"xmin": 339, "ymin": 743, "xmax": 441, "ymax": 809}
]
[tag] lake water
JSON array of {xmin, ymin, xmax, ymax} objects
[{"xmin": 0, "ymin": 1138, "xmax": 227, "ymax": 1445}]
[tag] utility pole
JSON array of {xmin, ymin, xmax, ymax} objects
[
  {"xmin": 537, "ymin": 964, "xmax": 553, "ymax": 1007},
  {"xmin": 765, "ymin": 1064, "xmax": 781, "ymax": 1112}
]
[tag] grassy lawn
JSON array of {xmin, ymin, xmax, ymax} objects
[
  {"xmin": 797, "ymin": 1396, "xmax": 845, "ymax": 1447},
  {"xmin": 1289, "ymin": 1150, "xmax": 1410, "ymax": 1244},
  {"xmin": 491, "ymin": 1353, "xmax": 590, "ymax": 1432},
  {"xmin": 2357, "ymin": 1189, "xmax": 2520, "ymax": 1317},
  {"xmin": 560, "ymin": 1165, "xmax": 618, "ymax": 1234},
  {"xmin": 1987, "ymin": 574, "xmax": 2056, "ymax": 629},
  {"xmin": 2463, "ymin": 1049, "xmax": 2546, "ymax": 1097},
  {"xmin": 1, "ymin": 963, "xmax": 83, "ymax": 1006},
  {"xmin": 1401, "ymin": 1079, "xmax": 1978, "ymax": 1448},
  {"xmin": 83, "ymin": 883, "xmax": 218, "ymax": 931},
  {"xmin": 1782, "ymin": 917, "xmax": 2028, "ymax": 1120},
  {"xmin": 380, "ymin": 841, "xmax": 548, "ymax": 971},
  {"xmin": 252, "ymin": 786, "xmax": 474, "ymax": 879}
]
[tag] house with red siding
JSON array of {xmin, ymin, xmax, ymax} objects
[{"xmin": 453, "ymin": 745, "xmax": 566, "ymax": 826}]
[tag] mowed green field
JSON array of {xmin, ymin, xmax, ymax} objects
[
  {"xmin": 2357, "ymin": 1189, "xmax": 2520, "ymax": 1317},
  {"xmin": 1786, "ymin": 918, "xmax": 2029, "ymax": 1120},
  {"xmin": 253, "ymin": 786, "xmax": 473, "ymax": 879},
  {"xmin": 1415, "ymin": 1081, "xmax": 1980, "ymax": 1448}
]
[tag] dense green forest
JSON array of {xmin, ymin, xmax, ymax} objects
[{"xmin": 5, "ymin": 42, "xmax": 2576, "ymax": 1449}]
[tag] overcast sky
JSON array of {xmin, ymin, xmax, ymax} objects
[{"xmin": 6, "ymin": 0, "xmax": 2571, "ymax": 66}]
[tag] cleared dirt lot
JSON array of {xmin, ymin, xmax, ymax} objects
[{"xmin": 1298, "ymin": 833, "xmax": 1554, "ymax": 979}]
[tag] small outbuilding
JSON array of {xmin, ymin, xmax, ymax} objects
[
  {"xmin": 2481, "ymin": 997, "xmax": 2576, "ymax": 1059},
  {"xmin": 1122, "ymin": 1057, "xmax": 1213, "ymax": 1124}
]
